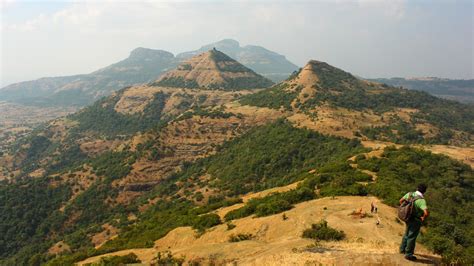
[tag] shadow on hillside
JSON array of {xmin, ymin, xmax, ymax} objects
[
  {"xmin": 413, "ymin": 254, "xmax": 441, "ymax": 265},
  {"xmin": 305, "ymin": 247, "xmax": 342, "ymax": 254}
]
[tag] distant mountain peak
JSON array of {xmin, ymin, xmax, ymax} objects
[
  {"xmin": 128, "ymin": 47, "xmax": 174, "ymax": 60},
  {"xmin": 209, "ymin": 39, "xmax": 240, "ymax": 48},
  {"xmin": 176, "ymin": 39, "xmax": 299, "ymax": 82},
  {"xmin": 153, "ymin": 49, "xmax": 274, "ymax": 90}
]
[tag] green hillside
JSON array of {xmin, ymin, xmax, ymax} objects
[
  {"xmin": 2, "ymin": 120, "xmax": 472, "ymax": 264},
  {"xmin": 241, "ymin": 61, "xmax": 474, "ymax": 144},
  {"xmin": 1, "ymin": 58, "xmax": 472, "ymax": 265}
]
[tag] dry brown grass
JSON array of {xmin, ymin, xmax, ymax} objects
[
  {"xmin": 155, "ymin": 51, "xmax": 268, "ymax": 89},
  {"xmin": 78, "ymin": 189, "xmax": 440, "ymax": 266}
]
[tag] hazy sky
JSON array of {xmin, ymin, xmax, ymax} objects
[{"xmin": 1, "ymin": 0, "xmax": 473, "ymax": 86}]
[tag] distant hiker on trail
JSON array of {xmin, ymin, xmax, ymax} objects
[
  {"xmin": 398, "ymin": 184, "xmax": 429, "ymax": 261},
  {"xmin": 370, "ymin": 202, "xmax": 378, "ymax": 213}
]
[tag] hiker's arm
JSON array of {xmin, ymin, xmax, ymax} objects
[
  {"xmin": 399, "ymin": 193, "xmax": 409, "ymax": 205},
  {"xmin": 421, "ymin": 209, "xmax": 429, "ymax": 221},
  {"xmin": 399, "ymin": 197, "xmax": 406, "ymax": 205}
]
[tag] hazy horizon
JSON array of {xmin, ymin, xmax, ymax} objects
[{"xmin": 1, "ymin": 0, "xmax": 473, "ymax": 87}]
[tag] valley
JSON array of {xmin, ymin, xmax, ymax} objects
[
  {"xmin": 0, "ymin": 101, "xmax": 77, "ymax": 152},
  {"xmin": 0, "ymin": 49, "xmax": 472, "ymax": 265}
]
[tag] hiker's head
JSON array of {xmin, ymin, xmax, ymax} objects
[{"xmin": 417, "ymin": 184, "xmax": 427, "ymax": 194}]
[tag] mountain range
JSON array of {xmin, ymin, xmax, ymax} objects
[
  {"xmin": 0, "ymin": 39, "xmax": 297, "ymax": 107},
  {"xmin": 0, "ymin": 50, "xmax": 472, "ymax": 265},
  {"xmin": 371, "ymin": 77, "xmax": 474, "ymax": 104}
]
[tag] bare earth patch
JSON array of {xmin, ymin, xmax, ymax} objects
[
  {"xmin": 47, "ymin": 241, "xmax": 71, "ymax": 255},
  {"xmin": 91, "ymin": 223, "xmax": 119, "ymax": 249}
]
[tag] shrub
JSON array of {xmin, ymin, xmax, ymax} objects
[
  {"xmin": 89, "ymin": 253, "xmax": 140, "ymax": 265},
  {"xmin": 153, "ymin": 251, "xmax": 184, "ymax": 266},
  {"xmin": 255, "ymin": 199, "xmax": 292, "ymax": 217},
  {"xmin": 229, "ymin": 233, "xmax": 254, "ymax": 242},
  {"xmin": 302, "ymin": 220, "xmax": 345, "ymax": 241},
  {"xmin": 192, "ymin": 213, "xmax": 221, "ymax": 233},
  {"xmin": 224, "ymin": 205, "xmax": 255, "ymax": 221},
  {"xmin": 226, "ymin": 222, "xmax": 236, "ymax": 230}
]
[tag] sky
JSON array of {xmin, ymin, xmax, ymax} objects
[{"xmin": 1, "ymin": 0, "xmax": 473, "ymax": 87}]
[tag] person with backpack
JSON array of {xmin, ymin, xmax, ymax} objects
[{"xmin": 398, "ymin": 184, "xmax": 429, "ymax": 261}]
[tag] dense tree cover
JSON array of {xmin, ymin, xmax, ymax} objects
[
  {"xmin": 90, "ymin": 150, "xmax": 134, "ymax": 181},
  {"xmin": 361, "ymin": 122, "xmax": 423, "ymax": 144},
  {"xmin": 175, "ymin": 119, "xmax": 366, "ymax": 196},
  {"xmin": 11, "ymin": 133, "xmax": 87, "ymax": 175},
  {"xmin": 98, "ymin": 200, "xmax": 196, "ymax": 252},
  {"xmin": 361, "ymin": 119, "xmax": 455, "ymax": 145},
  {"xmin": 240, "ymin": 83, "xmax": 296, "ymax": 110},
  {"xmin": 16, "ymin": 134, "xmax": 53, "ymax": 172},
  {"xmin": 0, "ymin": 149, "xmax": 137, "ymax": 265},
  {"xmin": 312, "ymin": 162, "xmax": 371, "ymax": 196},
  {"xmin": 358, "ymin": 146, "xmax": 473, "ymax": 263},
  {"xmin": 72, "ymin": 91, "xmax": 169, "ymax": 136},
  {"xmin": 0, "ymin": 178, "xmax": 71, "ymax": 264},
  {"xmin": 302, "ymin": 220, "xmax": 346, "ymax": 241}
]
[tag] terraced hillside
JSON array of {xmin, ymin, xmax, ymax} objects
[{"xmin": 153, "ymin": 49, "xmax": 274, "ymax": 90}]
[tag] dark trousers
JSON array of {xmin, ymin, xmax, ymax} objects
[{"xmin": 400, "ymin": 218, "xmax": 422, "ymax": 256}]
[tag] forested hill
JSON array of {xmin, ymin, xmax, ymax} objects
[{"xmin": 241, "ymin": 60, "xmax": 474, "ymax": 146}]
